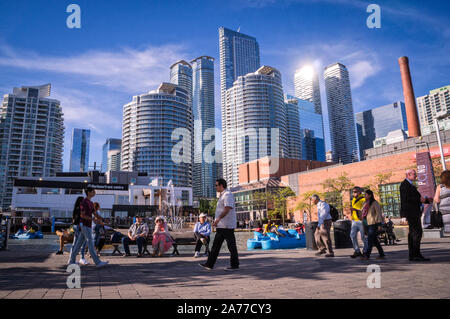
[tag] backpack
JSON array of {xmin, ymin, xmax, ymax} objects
[{"xmin": 329, "ymin": 205, "xmax": 339, "ymax": 222}]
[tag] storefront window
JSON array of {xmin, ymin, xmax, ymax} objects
[{"xmin": 379, "ymin": 183, "xmax": 401, "ymax": 217}]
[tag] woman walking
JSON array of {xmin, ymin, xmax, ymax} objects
[
  {"xmin": 433, "ymin": 170, "xmax": 450, "ymax": 234},
  {"xmin": 361, "ymin": 189, "xmax": 385, "ymax": 260}
]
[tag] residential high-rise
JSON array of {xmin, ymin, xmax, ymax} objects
[
  {"xmin": 285, "ymin": 95, "xmax": 325, "ymax": 161},
  {"xmin": 219, "ymin": 27, "xmax": 260, "ymax": 186},
  {"xmin": 0, "ymin": 84, "xmax": 64, "ymax": 209},
  {"xmin": 224, "ymin": 66, "xmax": 288, "ymax": 187},
  {"xmin": 170, "ymin": 60, "xmax": 193, "ymax": 101},
  {"xmin": 294, "ymin": 65, "xmax": 323, "ymax": 114},
  {"xmin": 107, "ymin": 149, "xmax": 121, "ymax": 171},
  {"xmin": 102, "ymin": 138, "xmax": 121, "ymax": 172},
  {"xmin": 191, "ymin": 56, "xmax": 217, "ymax": 198},
  {"xmin": 417, "ymin": 85, "xmax": 450, "ymax": 135},
  {"xmin": 356, "ymin": 101, "xmax": 408, "ymax": 159},
  {"xmin": 69, "ymin": 128, "xmax": 90, "ymax": 172},
  {"xmin": 324, "ymin": 62, "xmax": 359, "ymax": 164},
  {"xmin": 121, "ymin": 83, "xmax": 192, "ymax": 187}
]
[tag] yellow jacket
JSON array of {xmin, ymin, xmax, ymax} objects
[{"xmin": 351, "ymin": 194, "xmax": 365, "ymax": 221}]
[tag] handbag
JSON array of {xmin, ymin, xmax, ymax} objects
[{"xmin": 430, "ymin": 210, "xmax": 444, "ymax": 228}]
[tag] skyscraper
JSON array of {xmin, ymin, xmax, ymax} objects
[
  {"xmin": 324, "ymin": 62, "xmax": 359, "ymax": 164},
  {"xmin": 0, "ymin": 84, "xmax": 64, "ymax": 209},
  {"xmin": 191, "ymin": 56, "xmax": 216, "ymax": 198},
  {"xmin": 356, "ymin": 101, "xmax": 408, "ymax": 159},
  {"xmin": 224, "ymin": 66, "xmax": 288, "ymax": 187},
  {"xmin": 102, "ymin": 138, "xmax": 121, "ymax": 172},
  {"xmin": 107, "ymin": 149, "xmax": 121, "ymax": 171},
  {"xmin": 285, "ymin": 95, "xmax": 325, "ymax": 161},
  {"xmin": 219, "ymin": 27, "xmax": 260, "ymax": 186},
  {"xmin": 417, "ymin": 85, "xmax": 450, "ymax": 135},
  {"xmin": 294, "ymin": 65, "xmax": 323, "ymax": 114},
  {"xmin": 69, "ymin": 128, "xmax": 90, "ymax": 172},
  {"xmin": 170, "ymin": 60, "xmax": 193, "ymax": 101},
  {"xmin": 121, "ymin": 83, "xmax": 192, "ymax": 187}
]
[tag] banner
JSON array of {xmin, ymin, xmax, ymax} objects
[{"xmin": 416, "ymin": 152, "xmax": 436, "ymax": 225}]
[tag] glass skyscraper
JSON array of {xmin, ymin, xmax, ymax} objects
[
  {"xmin": 170, "ymin": 60, "xmax": 193, "ymax": 102},
  {"xmin": 356, "ymin": 101, "xmax": 407, "ymax": 159},
  {"xmin": 191, "ymin": 56, "xmax": 217, "ymax": 198},
  {"xmin": 224, "ymin": 66, "xmax": 288, "ymax": 187},
  {"xmin": 102, "ymin": 138, "xmax": 121, "ymax": 172},
  {"xmin": 294, "ymin": 66, "xmax": 323, "ymax": 115},
  {"xmin": 121, "ymin": 83, "xmax": 192, "ymax": 187},
  {"xmin": 69, "ymin": 128, "xmax": 90, "ymax": 172},
  {"xmin": 324, "ymin": 62, "xmax": 359, "ymax": 164},
  {"xmin": 285, "ymin": 95, "xmax": 325, "ymax": 162},
  {"xmin": 0, "ymin": 84, "xmax": 64, "ymax": 209},
  {"xmin": 219, "ymin": 27, "xmax": 261, "ymax": 187}
]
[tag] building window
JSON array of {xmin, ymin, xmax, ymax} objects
[{"xmin": 379, "ymin": 183, "xmax": 401, "ymax": 217}]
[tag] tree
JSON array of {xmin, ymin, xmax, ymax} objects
[
  {"xmin": 321, "ymin": 172, "xmax": 354, "ymax": 218},
  {"xmin": 271, "ymin": 187, "xmax": 296, "ymax": 225},
  {"xmin": 199, "ymin": 198, "xmax": 217, "ymax": 217},
  {"xmin": 294, "ymin": 190, "xmax": 324, "ymax": 222},
  {"xmin": 363, "ymin": 171, "xmax": 393, "ymax": 200},
  {"xmin": 252, "ymin": 190, "xmax": 269, "ymax": 221}
]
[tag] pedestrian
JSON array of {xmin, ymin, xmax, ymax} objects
[
  {"xmin": 311, "ymin": 194, "xmax": 334, "ymax": 257},
  {"xmin": 433, "ymin": 170, "xmax": 450, "ymax": 234},
  {"xmin": 400, "ymin": 169, "xmax": 432, "ymax": 262},
  {"xmin": 67, "ymin": 196, "xmax": 88, "ymax": 261},
  {"xmin": 193, "ymin": 213, "xmax": 211, "ymax": 258},
  {"xmin": 67, "ymin": 188, "xmax": 108, "ymax": 268},
  {"xmin": 360, "ymin": 190, "xmax": 385, "ymax": 260},
  {"xmin": 349, "ymin": 186, "xmax": 368, "ymax": 258},
  {"xmin": 200, "ymin": 178, "xmax": 239, "ymax": 270}
]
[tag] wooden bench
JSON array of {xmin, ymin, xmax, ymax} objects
[
  {"xmin": 171, "ymin": 236, "xmax": 211, "ymax": 256},
  {"xmin": 110, "ymin": 235, "xmax": 153, "ymax": 256}
]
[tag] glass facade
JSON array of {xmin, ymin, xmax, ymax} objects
[
  {"xmin": 0, "ymin": 84, "xmax": 64, "ymax": 209},
  {"xmin": 356, "ymin": 101, "xmax": 407, "ymax": 159},
  {"xmin": 191, "ymin": 56, "xmax": 217, "ymax": 198},
  {"xmin": 379, "ymin": 182, "xmax": 401, "ymax": 217},
  {"xmin": 121, "ymin": 83, "xmax": 192, "ymax": 187},
  {"xmin": 102, "ymin": 138, "xmax": 121, "ymax": 172},
  {"xmin": 69, "ymin": 128, "xmax": 90, "ymax": 172}
]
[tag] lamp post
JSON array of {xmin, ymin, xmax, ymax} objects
[{"xmin": 434, "ymin": 111, "xmax": 450, "ymax": 171}]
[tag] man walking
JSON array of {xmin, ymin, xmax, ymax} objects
[
  {"xmin": 68, "ymin": 188, "xmax": 108, "ymax": 268},
  {"xmin": 400, "ymin": 169, "xmax": 431, "ymax": 262},
  {"xmin": 200, "ymin": 178, "xmax": 239, "ymax": 270},
  {"xmin": 349, "ymin": 187, "xmax": 367, "ymax": 258},
  {"xmin": 311, "ymin": 194, "xmax": 334, "ymax": 257}
]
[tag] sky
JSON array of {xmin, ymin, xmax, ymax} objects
[{"xmin": 0, "ymin": 0, "xmax": 449, "ymax": 171}]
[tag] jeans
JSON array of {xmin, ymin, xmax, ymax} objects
[
  {"xmin": 205, "ymin": 228, "xmax": 239, "ymax": 268},
  {"xmin": 194, "ymin": 233, "xmax": 210, "ymax": 253},
  {"xmin": 70, "ymin": 224, "xmax": 87, "ymax": 259},
  {"xmin": 366, "ymin": 223, "xmax": 385, "ymax": 258},
  {"xmin": 350, "ymin": 221, "xmax": 368, "ymax": 253},
  {"xmin": 122, "ymin": 236, "xmax": 145, "ymax": 255},
  {"xmin": 68, "ymin": 224, "xmax": 102, "ymax": 265}
]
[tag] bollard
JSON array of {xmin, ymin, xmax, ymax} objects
[{"xmin": 51, "ymin": 216, "xmax": 56, "ymax": 233}]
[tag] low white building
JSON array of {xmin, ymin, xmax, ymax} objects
[{"xmin": 11, "ymin": 171, "xmax": 193, "ymax": 218}]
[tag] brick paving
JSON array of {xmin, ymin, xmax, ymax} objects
[{"xmin": 1, "ymin": 237, "xmax": 449, "ymax": 299}]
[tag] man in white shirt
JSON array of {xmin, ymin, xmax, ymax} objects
[
  {"xmin": 311, "ymin": 194, "xmax": 334, "ymax": 257},
  {"xmin": 200, "ymin": 178, "xmax": 239, "ymax": 271}
]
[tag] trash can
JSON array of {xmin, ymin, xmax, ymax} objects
[
  {"xmin": 305, "ymin": 221, "xmax": 318, "ymax": 251},
  {"xmin": 333, "ymin": 219, "xmax": 353, "ymax": 249}
]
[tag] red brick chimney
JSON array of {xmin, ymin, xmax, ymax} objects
[{"xmin": 398, "ymin": 56, "xmax": 421, "ymax": 137}]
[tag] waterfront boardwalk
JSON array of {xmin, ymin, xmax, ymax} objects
[{"xmin": 1, "ymin": 236, "xmax": 449, "ymax": 299}]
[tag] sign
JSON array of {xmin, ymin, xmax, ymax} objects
[
  {"xmin": 416, "ymin": 152, "xmax": 436, "ymax": 224},
  {"xmin": 412, "ymin": 147, "xmax": 450, "ymax": 160}
]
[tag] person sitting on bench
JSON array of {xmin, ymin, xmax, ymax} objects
[
  {"xmin": 122, "ymin": 216, "xmax": 149, "ymax": 258},
  {"xmin": 152, "ymin": 216, "xmax": 174, "ymax": 257},
  {"xmin": 193, "ymin": 213, "xmax": 211, "ymax": 258},
  {"xmin": 55, "ymin": 226, "xmax": 75, "ymax": 255}
]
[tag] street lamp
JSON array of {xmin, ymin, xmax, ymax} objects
[{"xmin": 434, "ymin": 111, "xmax": 450, "ymax": 171}]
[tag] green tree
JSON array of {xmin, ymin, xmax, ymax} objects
[
  {"xmin": 294, "ymin": 190, "xmax": 324, "ymax": 222},
  {"xmin": 271, "ymin": 187, "xmax": 296, "ymax": 225},
  {"xmin": 321, "ymin": 172, "xmax": 354, "ymax": 218}
]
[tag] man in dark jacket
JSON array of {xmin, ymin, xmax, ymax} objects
[{"xmin": 400, "ymin": 169, "xmax": 431, "ymax": 261}]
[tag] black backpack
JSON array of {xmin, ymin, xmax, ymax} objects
[{"xmin": 329, "ymin": 205, "xmax": 339, "ymax": 222}]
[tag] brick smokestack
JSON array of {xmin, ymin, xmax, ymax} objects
[{"xmin": 398, "ymin": 56, "xmax": 421, "ymax": 137}]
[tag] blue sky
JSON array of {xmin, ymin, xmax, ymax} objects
[{"xmin": 0, "ymin": 0, "xmax": 449, "ymax": 170}]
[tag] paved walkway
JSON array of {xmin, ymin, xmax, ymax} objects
[{"xmin": 1, "ymin": 237, "xmax": 449, "ymax": 299}]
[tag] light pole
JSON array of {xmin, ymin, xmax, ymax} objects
[{"xmin": 434, "ymin": 111, "xmax": 450, "ymax": 171}]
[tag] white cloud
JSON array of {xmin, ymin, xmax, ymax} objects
[
  {"xmin": 348, "ymin": 60, "xmax": 381, "ymax": 89},
  {"xmin": 0, "ymin": 44, "xmax": 188, "ymax": 93}
]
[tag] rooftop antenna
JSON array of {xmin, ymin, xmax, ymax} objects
[{"xmin": 237, "ymin": 26, "xmax": 241, "ymax": 32}]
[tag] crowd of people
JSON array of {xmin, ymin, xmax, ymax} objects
[{"xmin": 58, "ymin": 169, "xmax": 450, "ymax": 269}]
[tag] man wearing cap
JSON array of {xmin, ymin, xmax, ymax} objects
[{"xmin": 193, "ymin": 213, "xmax": 211, "ymax": 258}]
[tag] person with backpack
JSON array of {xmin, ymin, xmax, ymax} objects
[
  {"xmin": 311, "ymin": 194, "xmax": 334, "ymax": 257},
  {"xmin": 349, "ymin": 186, "xmax": 368, "ymax": 258},
  {"xmin": 68, "ymin": 196, "xmax": 88, "ymax": 261}
]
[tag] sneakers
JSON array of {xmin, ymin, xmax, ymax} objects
[
  {"xmin": 96, "ymin": 261, "xmax": 109, "ymax": 268},
  {"xmin": 325, "ymin": 253, "xmax": 334, "ymax": 257},
  {"xmin": 55, "ymin": 250, "xmax": 63, "ymax": 255},
  {"xmin": 199, "ymin": 263, "xmax": 213, "ymax": 270},
  {"xmin": 79, "ymin": 258, "xmax": 90, "ymax": 265},
  {"xmin": 224, "ymin": 266, "xmax": 239, "ymax": 271},
  {"xmin": 350, "ymin": 251, "xmax": 361, "ymax": 258},
  {"xmin": 194, "ymin": 251, "xmax": 200, "ymax": 258}
]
